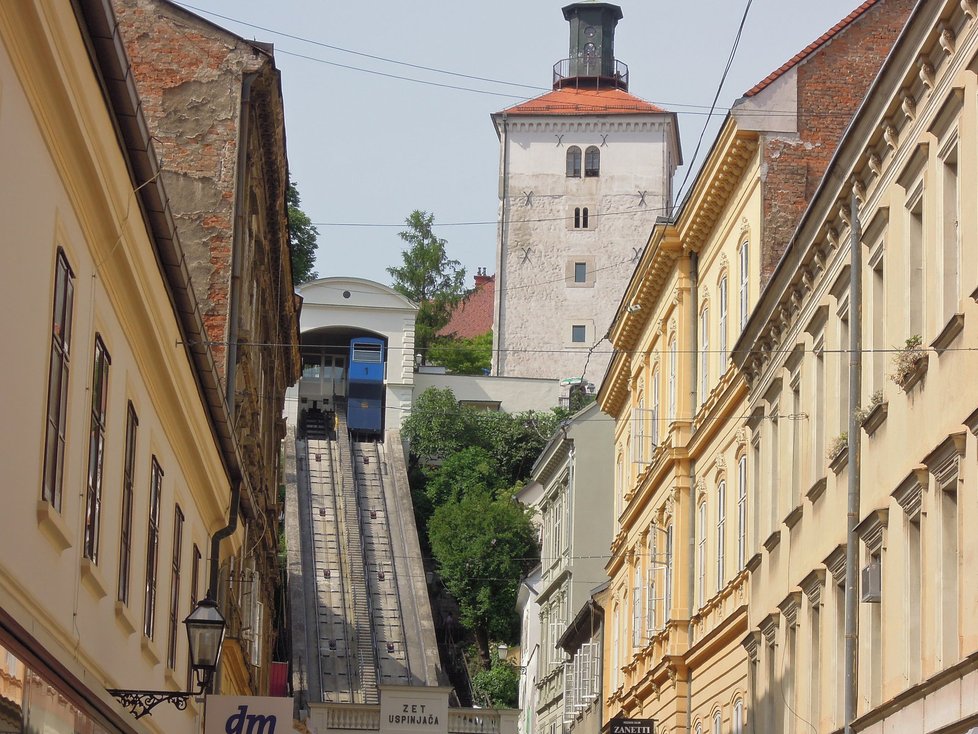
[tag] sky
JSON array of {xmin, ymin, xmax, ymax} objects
[{"xmin": 173, "ymin": 0, "xmax": 873, "ymax": 287}]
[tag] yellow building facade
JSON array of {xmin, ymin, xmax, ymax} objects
[
  {"xmin": 735, "ymin": 1, "xmax": 978, "ymax": 731},
  {"xmin": 0, "ymin": 1, "xmax": 281, "ymax": 730}
]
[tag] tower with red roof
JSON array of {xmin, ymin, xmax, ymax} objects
[{"xmin": 490, "ymin": 2, "xmax": 681, "ymax": 383}]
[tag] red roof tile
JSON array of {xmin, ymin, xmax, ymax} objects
[
  {"xmin": 438, "ymin": 276, "xmax": 495, "ymax": 340},
  {"xmin": 744, "ymin": 0, "xmax": 881, "ymax": 98},
  {"xmin": 500, "ymin": 87, "xmax": 666, "ymax": 116}
]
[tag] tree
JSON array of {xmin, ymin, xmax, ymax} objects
[
  {"xmin": 428, "ymin": 488, "xmax": 538, "ymax": 668},
  {"xmin": 428, "ymin": 331, "xmax": 492, "ymax": 375},
  {"xmin": 478, "ymin": 409, "xmax": 560, "ymax": 486},
  {"xmin": 471, "ymin": 658, "xmax": 520, "ymax": 708},
  {"xmin": 423, "ymin": 446, "xmax": 508, "ymax": 507},
  {"xmin": 387, "ymin": 211, "xmax": 466, "ymax": 364},
  {"xmin": 401, "ymin": 388, "xmax": 480, "ymax": 463},
  {"xmin": 287, "ymin": 180, "xmax": 319, "ymax": 284}
]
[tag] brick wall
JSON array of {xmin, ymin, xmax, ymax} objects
[{"xmin": 760, "ymin": 0, "xmax": 915, "ymax": 283}]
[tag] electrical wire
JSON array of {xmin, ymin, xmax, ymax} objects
[{"xmin": 674, "ymin": 0, "xmax": 754, "ymax": 206}]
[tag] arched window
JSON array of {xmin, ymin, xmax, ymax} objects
[
  {"xmin": 566, "ymin": 146, "xmax": 582, "ymax": 177},
  {"xmin": 582, "ymin": 207, "xmax": 590, "ymax": 228},
  {"xmin": 733, "ymin": 699, "xmax": 745, "ymax": 734},
  {"xmin": 697, "ymin": 500, "xmax": 707, "ymax": 607},
  {"xmin": 694, "ymin": 723, "xmax": 702, "ymax": 734},
  {"xmin": 664, "ymin": 524, "xmax": 673, "ymax": 620},
  {"xmin": 716, "ymin": 480, "xmax": 726, "ymax": 590},
  {"xmin": 574, "ymin": 207, "xmax": 581, "ymax": 228},
  {"xmin": 631, "ymin": 560, "xmax": 642, "ymax": 647},
  {"xmin": 584, "ymin": 146, "xmax": 600, "ymax": 177},
  {"xmin": 713, "ymin": 710, "xmax": 722, "ymax": 734},
  {"xmin": 646, "ymin": 525, "xmax": 657, "ymax": 637},
  {"xmin": 718, "ymin": 275, "xmax": 728, "ymax": 370}
]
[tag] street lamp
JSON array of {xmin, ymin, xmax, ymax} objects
[{"xmin": 108, "ymin": 596, "xmax": 227, "ymax": 719}]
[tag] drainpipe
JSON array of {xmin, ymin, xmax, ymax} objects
[
  {"xmin": 686, "ymin": 250, "xmax": 699, "ymax": 734},
  {"xmin": 209, "ymin": 71, "xmax": 256, "ymax": 599},
  {"xmin": 844, "ymin": 188, "xmax": 862, "ymax": 733}
]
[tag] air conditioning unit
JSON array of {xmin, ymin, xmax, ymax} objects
[{"xmin": 860, "ymin": 561, "xmax": 881, "ymax": 603}]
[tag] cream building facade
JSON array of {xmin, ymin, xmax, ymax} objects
[
  {"xmin": 596, "ymin": 2, "xmax": 912, "ymax": 732},
  {"xmin": 0, "ymin": 1, "xmax": 264, "ymax": 731},
  {"xmin": 735, "ymin": 0, "xmax": 978, "ymax": 731}
]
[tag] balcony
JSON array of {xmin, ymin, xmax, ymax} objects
[{"xmin": 553, "ymin": 58, "xmax": 628, "ymax": 91}]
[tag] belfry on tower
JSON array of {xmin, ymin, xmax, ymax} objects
[{"xmin": 490, "ymin": 2, "xmax": 681, "ymax": 383}]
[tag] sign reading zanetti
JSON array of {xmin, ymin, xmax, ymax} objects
[
  {"xmin": 610, "ymin": 718, "xmax": 656, "ymax": 734},
  {"xmin": 204, "ymin": 696, "xmax": 294, "ymax": 734}
]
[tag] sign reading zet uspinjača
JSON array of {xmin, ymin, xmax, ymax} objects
[{"xmin": 380, "ymin": 688, "xmax": 449, "ymax": 734}]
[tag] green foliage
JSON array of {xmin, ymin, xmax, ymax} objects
[
  {"xmin": 428, "ymin": 330, "xmax": 493, "ymax": 375},
  {"xmin": 387, "ymin": 211, "xmax": 466, "ymax": 364},
  {"xmin": 428, "ymin": 489, "xmax": 538, "ymax": 662},
  {"xmin": 471, "ymin": 658, "xmax": 520, "ymax": 708},
  {"xmin": 402, "ymin": 388, "xmax": 481, "ymax": 462},
  {"xmin": 423, "ymin": 446, "xmax": 508, "ymax": 507},
  {"xmin": 287, "ymin": 181, "xmax": 319, "ymax": 285},
  {"xmin": 403, "ymin": 388, "xmax": 560, "ymax": 487}
]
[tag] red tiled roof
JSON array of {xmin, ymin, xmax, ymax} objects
[
  {"xmin": 438, "ymin": 276, "xmax": 495, "ymax": 340},
  {"xmin": 744, "ymin": 0, "xmax": 881, "ymax": 97},
  {"xmin": 500, "ymin": 87, "xmax": 666, "ymax": 116}
]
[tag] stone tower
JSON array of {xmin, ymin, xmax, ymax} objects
[{"xmin": 491, "ymin": 2, "xmax": 680, "ymax": 385}]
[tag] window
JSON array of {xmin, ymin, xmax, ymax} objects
[
  {"xmin": 733, "ymin": 699, "xmax": 744, "ymax": 734},
  {"xmin": 573, "ymin": 207, "xmax": 591, "ymax": 229},
  {"xmin": 144, "ymin": 459, "xmax": 163, "ymax": 639},
  {"xmin": 584, "ymin": 146, "xmax": 600, "ymax": 177},
  {"xmin": 813, "ymin": 339, "xmax": 825, "ymax": 478},
  {"xmin": 42, "ymin": 249, "xmax": 75, "ymax": 511},
  {"xmin": 907, "ymin": 192, "xmax": 924, "ymax": 337},
  {"xmin": 664, "ymin": 524, "xmax": 673, "ymax": 621},
  {"xmin": 167, "ymin": 506, "xmax": 184, "ymax": 669},
  {"xmin": 582, "ymin": 207, "xmax": 589, "ymax": 228},
  {"xmin": 739, "ymin": 242, "xmax": 749, "ymax": 331},
  {"xmin": 118, "ymin": 404, "xmax": 138, "ymax": 604},
  {"xmin": 940, "ymin": 479, "xmax": 959, "ymax": 665},
  {"xmin": 713, "ymin": 710, "xmax": 722, "ymax": 734},
  {"xmin": 352, "ymin": 342, "xmax": 382, "ymax": 363},
  {"xmin": 632, "ymin": 562, "xmax": 642, "ymax": 647},
  {"xmin": 668, "ymin": 336, "xmax": 677, "ymax": 422},
  {"xmin": 737, "ymin": 456, "xmax": 747, "ymax": 569},
  {"xmin": 700, "ymin": 306, "xmax": 710, "ymax": 403},
  {"xmin": 574, "ymin": 262, "xmax": 587, "ymax": 283},
  {"xmin": 716, "ymin": 481, "xmax": 726, "ymax": 590},
  {"xmin": 572, "ymin": 324, "xmax": 587, "ymax": 343},
  {"xmin": 188, "ymin": 544, "xmax": 201, "ymax": 687},
  {"xmin": 718, "ymin": 276, "xmax": 728, "ymax": 371},
  {"xmin": 790, "ymin": 375, "xmax": 801, "ymax": 508},
  {"xmin": 697, "ymin": 502, "xmax": 706, "ymax": 607},
  {"xmin": 839, "ymin": 309, "xmax": 849, "ymax": 434},
  {"xmin": 83, "ymin": 336, "xmax": 111, "ymax": 563},
  {"xmin": 650, "ymin": 370, "xmax": 660, "ymax": 447},
  {"xmin": 646, "ymin": 526, "xmax": 657, "ymax": 637},
  {"xmin": 809, "ymin": 600, "xmax": 821, "ymax": 726},
  {"xmin": 633, "ymin": 393, "xmax": 645, "ymax": 467},
  {"xmin": 942, "ymin": 145, "xmax": 959, "ymax": 322},
  {"xmin": 769, "ymin": 407, "xmax": 780, "ymax": 533},
  {"xmin": 566, "ymin": 146, "xmax": 582, "ymax": 177},
  {"xmin": 871, "ymin": 254, "xmax": 886, "ymax": 391}
]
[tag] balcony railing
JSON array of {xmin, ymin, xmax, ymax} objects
[
  {"xmin": 552, "ymin": 58, "xmax": 628, "ymax": 91},
  {"xmin": 314, "ymin": 704, "xmax": 516, "ymax": 734}
]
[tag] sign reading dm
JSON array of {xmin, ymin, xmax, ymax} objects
[{"xmin": 204, "ymin": 696, "xmax": 293, "ymax": 734}]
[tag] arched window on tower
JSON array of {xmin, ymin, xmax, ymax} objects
[
  {"xmin": 566, "ymin": 146, "xmax": 582, "ymax": 177},
  {"xmin": 584, "ymin": 146, "xmax": 600, "ymax": 177}
]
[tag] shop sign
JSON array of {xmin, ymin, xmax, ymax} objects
[
  {"xmin": 610, "ymin": 718, "xmax": 656, "ymax": 734},
  {"xmin": 204, "ymin": 696, "xmax": 293, "ymax": 734}
]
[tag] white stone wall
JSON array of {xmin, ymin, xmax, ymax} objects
[{"xmin": 493, "ymin": 115, "xmax": 679, "ymax": 383}]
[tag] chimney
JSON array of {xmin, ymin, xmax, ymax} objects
[{"xmin": 474, "ymin": 267, "xmax": 491, "ymax": 288}]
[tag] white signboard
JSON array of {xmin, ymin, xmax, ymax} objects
[
  {"xmin": 205, "ymin": 696, "xmax": 294, "ymax": 734},
  {"xmin": 380, "ymin": 687, "xmax": 449, "ymax": 734}
]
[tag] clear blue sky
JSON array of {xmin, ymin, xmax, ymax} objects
[{"xmin": 174, "ymin": 0, "xmax": 874, "ymax": 286}]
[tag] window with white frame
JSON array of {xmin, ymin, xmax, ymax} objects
[
  {"xmin": 739, "ymin": 242, "xmax": 749, "ymax": 330},
  {"xmin": 716, "ymin": 480, "xmax": 726, "ymax": 590},
  {"xmin": 697, "ymin": 501, "xmax": 707, "ymax": 607},
  {"xmin": 664, "ymin": 524, "xmax": 673, "ymax": 620},
  {"xmin": 941, "ymin": 141, "xmax": 959, "ymax": 323},
  {"xmin": 611, "ymin": 604, "xmax": 620, "ymax": 688},
  {"xmin": 713, "ymin": 710, "xmax": 722, "ymax": 734},
  {"xmin": 718, "ymin": 275, "xmax": 728, "ymax": 371},
  {"xmin": 738, "ymin": 455, "xmax": 747, "ymax": 569},
  {"xmin": 633, "ymin": 390, "xmax": 646, "ymax": 467},
  {"xmin": 42, "ymin": 249, "xmax": 75, "ymax": 512},
  {"xmin": 650, "ymin": 369, "xmax": 660, "ymax": 447},
  {"xmin": 700, "ymin": 306, "xmax": 710, "ymax": 403},
  {"xmin": 646, "ymin": 526, "xmax": 657, "ymax": 637},
  {"xmin": 632, "ymin": 561, "xmax": 643, "ymax": 647},
  {"xmin": 733, "ymin": 699, "xmax": 744, "ymax": 734},
  {"xmin": 668, "ymin": 335, "xmax": 677, "ymax": 422}
]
